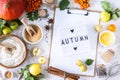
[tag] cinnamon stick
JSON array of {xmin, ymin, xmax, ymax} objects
[{"xmin": 48, "ymin": 66, "xmax": 80, "ymax": 80}]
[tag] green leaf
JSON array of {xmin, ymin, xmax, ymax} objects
[
  {"xmin": 34, "ymin": 73, "xmax": 44, "ymax": 80},
  {"xmin": 112, "ymin": 13, "xmax": 118, "ymax": 20},
  {"xmin": 59, "ymin": 0, "xmax": 70, "ymax": 10},
  {"xmin": 0, "ymin": 19, "xmax": 6, "ymax": 28},
  {"xmin": 85, "ymin": 59, "xmax": 94, "ymax": 66},
  {"xmin": 101, "ymin": 1, "xmax": 113, "ymax": 12},
  {"xmin": 14, "ymin": 19, "xmax": 22, "ymax": 25},
  {"xmin": 26, "ymin": 77, "xmax": 34, "ymax": 80},
  {"xmin": 23, "ymin": 70, "xmax": 31, "ymax": 78},
  {"xmin": 19, "ymin": 68, "xmax": 24, "ymax": 74},
  {"xmin": 27, "ymin": 11, "xmax": 39, "ymax": 21},
  {"xmin": 26, "ymin": 64, "xmax": 31, "ymax": 70},
  {"xmin": 116, "ymin": 9, "xmax": 120, "ymax": 17},
  {"xmin": 0, "ymin": 30, "xmax": 2, "ymax": 36},
  {"xmin": 107, "ymin": 7, "xmax": 114, "ymax": 13},
  {"xmin": 116, "ymin": 11, "xmax": 120, "ymax": 17}
]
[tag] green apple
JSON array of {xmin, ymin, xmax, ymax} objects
[
  {"xmin": 10, "ymin": 21, "xmax": 19, "ymax": 30},
  {"xmin": 100, "ymin": 11, "xmax": 111, "ymax": 22},
  {"xmin": 2, "ymin": 27, "xmax": 11, "ymax": 35}
]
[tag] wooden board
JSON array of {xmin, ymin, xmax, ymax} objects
[{"xmin": 49, "ymin": 8, "xmax": 99, "ymax": 76}]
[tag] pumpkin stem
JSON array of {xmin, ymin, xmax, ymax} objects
[{"xmin": 5, "ymin": 3, "xmax": 9, "ymax": 8}]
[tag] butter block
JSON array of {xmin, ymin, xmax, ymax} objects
[{"xmin": 102, "ymin": 49, "xmax": 115, "ymax": 62}]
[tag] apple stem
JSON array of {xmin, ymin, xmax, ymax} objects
[
  {"xmin": 5, "ymin": 0, "xmax": 11, "ymax": 8},
  {"xmin": 5, "ymin": 3, "xmax": 9, "ymax": 8}
]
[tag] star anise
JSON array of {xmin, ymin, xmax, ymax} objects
[
  {"xmin": 45, "ymin": 25, "xmax": 50, "ymax": 31},
  {"xmin": 48, "ymin": 18, "xmax": 54, "ymax": 24}
]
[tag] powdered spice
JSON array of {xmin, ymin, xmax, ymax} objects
[{"xmin": 5, "ymin": 71, "xmax": 12, "ymax": 78}]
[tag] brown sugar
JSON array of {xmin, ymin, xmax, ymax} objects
[{"xmin": 25, "ymin": 25, "xmax": 42, "ymax": 42}]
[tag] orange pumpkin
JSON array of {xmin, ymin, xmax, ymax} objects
[{"xmin": 0, "ymin": 0, "xmax": 25, "ymax": 20}]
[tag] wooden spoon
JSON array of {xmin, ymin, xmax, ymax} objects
[
  {"xmin": 21, "ymin": 18, "xmax": 37, "ymax": 37},
  {"xmin": 0, "ymin": 43, "xmax": 16, "ymax": 55}
]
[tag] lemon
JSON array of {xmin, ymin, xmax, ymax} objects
[
  {"xmin": 80, "ymin": 65, "xmax": 87, "ymax": 72},
  {"xmin": 76, "ymin": 60, "xmax": 83, "ymax": 67},
  {"xmin": 100, "ymin": 11, "xmax": 111, "ymax": 22},
  {"xmin": 99, "ymin": 31, "xmax": 115, "ymax": 46},
  {"xmin": 29, "ymin": 64, "xmax": 41, "ymax": 76}
]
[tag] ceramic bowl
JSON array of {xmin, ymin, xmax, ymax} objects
[
  {"xmin": 0, "ymin": 34, "xmax": 27, "ymax": 68},
  {"xmin": 4, "ymin": 71, "xmax": 13, "ymax": 79},
  {"xmin": 99, "ymin": 30, "xmax": 115, "ymax": 46},
  {"xmin": 22, "ymin": 24, "xmax": 43, "ymax": 44}
]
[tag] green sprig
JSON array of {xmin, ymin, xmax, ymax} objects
[
  {"xmin": 59, "ymin": 0, "xmax": 70, "ymax": 10},
  {"xmin": 27, "ymin": 11, "xmax": 39, "ymax": 21},
  {"xmin": 101, "ymin": 0, "xmax": 120, "ymax": 21}
]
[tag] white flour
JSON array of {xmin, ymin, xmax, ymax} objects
[{"xmin": 0, "ymin": 37, "xmax": 25, "ymax": 66}]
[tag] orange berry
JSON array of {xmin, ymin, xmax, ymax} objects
[
  {"xmin": 74, "ymin": 0, "xmax": 79, "ymax": 3},
  {"xmin": 107, "ymin": 24, "xmax": 116, "ymax": 32}
]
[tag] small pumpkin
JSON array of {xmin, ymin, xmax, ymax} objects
[{"xmin": 0, "ymin": 0, "xmax": 25, "ymax": 20}]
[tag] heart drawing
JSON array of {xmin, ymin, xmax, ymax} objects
[
  {"xmin": 70, "ymin": 29, "xmax": 74, "ymax": 33},
  {"xmin": 73, "ymin": 47, "xmax": 77, "ymax": 51}
]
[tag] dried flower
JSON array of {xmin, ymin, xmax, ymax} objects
[
  {"xmin": 45, "ymin": 25, "xmax": 50, "ymax": 31},
  {"xmin": 48, "ymin": 18, "xmax": 54, "ymax": 24}
]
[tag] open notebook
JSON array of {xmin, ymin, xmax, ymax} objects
[{"xmin": 49, "ymin": 8, "xmax": 99, "ymax": 76}]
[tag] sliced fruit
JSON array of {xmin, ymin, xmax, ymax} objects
[
  {"xmin": 10, "ymin": 21, "xmax": 19, "ymax": 30},
  {"xmin": 2, "ymin": 27, "xmax": 11, "ymax": 35},
  {"xmin": 80, "ymin": 65, "xmax": 87, "ymax": 72},
  {"xmin": 107, "ymin": 24, "xmax": 116, "ymax": 32},
  {"xmin": 29, "ymin": 63, "xmax": 41, "ymax": 76},
  {"xmin": 95, "ymin": 24, "xmax": 103, "ymax": 32},
  {"xmin": 100, "ymin": 11, "xmax": 111, "ymax": 22},
  {"xmin": 38, "ymin": 56, "xmax": 46, "ymax": 64},
  {"xmin": 76, "ymin": 60, "xmax": 83, "ymax": 67},
  {"xmin": 32, "ymin": 48, "xmax": 40, "ymax": 56}
]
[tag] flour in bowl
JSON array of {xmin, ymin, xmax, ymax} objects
[{"xmin": 0, "ymin": 37, "xmax": 26, "ymax": 66}]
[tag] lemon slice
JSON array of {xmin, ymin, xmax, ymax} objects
[
  {"xmin": 32, "ymin": 48, "xmax": 40, "ymax": 56},
  {"xmin": 95, "ymin": 24, "xmax": 103, "ymax": 33},
  {"xmin": 38, "ymin": 56, "xmax": 46, "ymax": 64},
  {"xmin": 99, "ymin": 30, "xmax": 115, "ymax": 46}
]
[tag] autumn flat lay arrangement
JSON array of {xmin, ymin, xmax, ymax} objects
[{"xmin": 0, "ymin": 0, "xmax": 120, "ymax": 80}]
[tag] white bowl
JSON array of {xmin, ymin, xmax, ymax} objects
[
  {"xmin": 4, "ymin": 71, "xmax": 13, "ymax": 79},
  {"xmin": 22, "ymin": 24, "xmax": 43, "ymax": 44},
  {"xmin": 99, "ymin": 30, "xmax": 115, "ymax": 46}
]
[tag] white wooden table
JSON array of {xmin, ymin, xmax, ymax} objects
[{"xmin": 1, "ymin": 0, "xmax": 120, "ymax": 80}]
